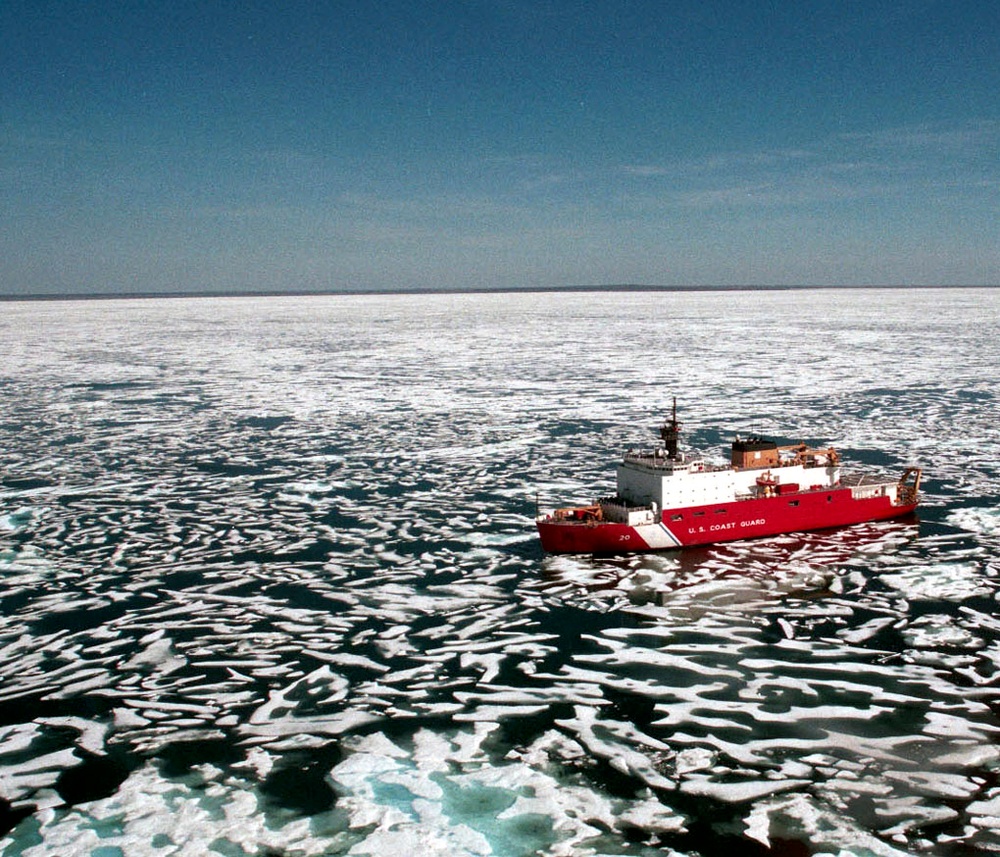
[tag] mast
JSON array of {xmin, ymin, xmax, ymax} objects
[{"xmin": 659, "ymin": 397, "xmax": 681, "ymax": 459}]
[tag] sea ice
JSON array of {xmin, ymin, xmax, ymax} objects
[
  {"xmin": 948, "ymin": 507, "xmax": 1000, "ymax": 538},
  {"xmin": 743, "ymin": 792, "xmax": 918, "ymax": 856},
  {"xmin": 881, "ymin": 562, "xmax": 991, "ymax": 601},
  {"xmin": 3, "ymin": 290, "xmax": 1000, "ymax": 855}
]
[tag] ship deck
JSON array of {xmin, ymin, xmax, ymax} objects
[
  {"xmin": 621, "ymin": 451, "xmax": 724, "ymax": 471},
  {"xmin": 621, "ymin": 450, "xmax": 834, "ymax": 475}
]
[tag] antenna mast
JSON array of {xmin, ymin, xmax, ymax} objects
[{"xmin": 660, "ymin": 397, "xmax": 681, "ymax": 459}]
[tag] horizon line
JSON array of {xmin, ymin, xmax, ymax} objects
[{"xmin": 0, "ymin": 283, "xmax": 993, "ymax": 303}]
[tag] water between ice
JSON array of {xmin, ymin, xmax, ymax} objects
[{"xmin": 0, "ymin": 288, "xmax": 999, "ymax": 855}]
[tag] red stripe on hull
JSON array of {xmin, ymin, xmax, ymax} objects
[
  {"xmin": 665, "ymin": 488, "xmax": 914, "ymax": 548},
  {"xmin": 537, "ymin": 487, "xmax": 916, "ymax": 555}
]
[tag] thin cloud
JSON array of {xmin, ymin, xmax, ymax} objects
[
  {"xmin": 840, "ymin": 119, "xmax": 1000, "ymax": 153},
  {"xmin": 616, "ymin": 119, "xmax": 999, "ymax": 212}
]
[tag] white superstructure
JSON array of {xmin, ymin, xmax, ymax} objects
[{"xmin": 616, "ymin": 452, "xmax": 840, "ymax": 510}]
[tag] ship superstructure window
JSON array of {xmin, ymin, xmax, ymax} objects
[
  {"xmin": 693, "ymin": 511, "xmax": 705, "ymax": 517},
  {"xmin": 789, "ymin": 500, "xmax": 800, "ymax": 507},
  {"xmin": 671, "ymin": 514, "xmax": 683, "ymax": 521},
  {"xmin": 715, "ymin": 509, "xmax": 727, "ymax": 515}
]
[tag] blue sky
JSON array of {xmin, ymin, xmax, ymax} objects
[{"xmin": 2, "ymin": 1, "xmax": 998, "ymax": 295}]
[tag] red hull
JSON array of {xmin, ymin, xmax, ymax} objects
[{"xmin": 537, "ymin": 485, "xmax": 917, "ymax": 554}]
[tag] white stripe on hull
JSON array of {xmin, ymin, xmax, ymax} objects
[{"xmin": 633, "ymin": 521, "xmax": 682, "ymax": 549}]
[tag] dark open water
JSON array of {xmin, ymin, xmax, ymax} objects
[{"xmin": 1, "ymin": 288, "xmax": 998, "ymax": 856}]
